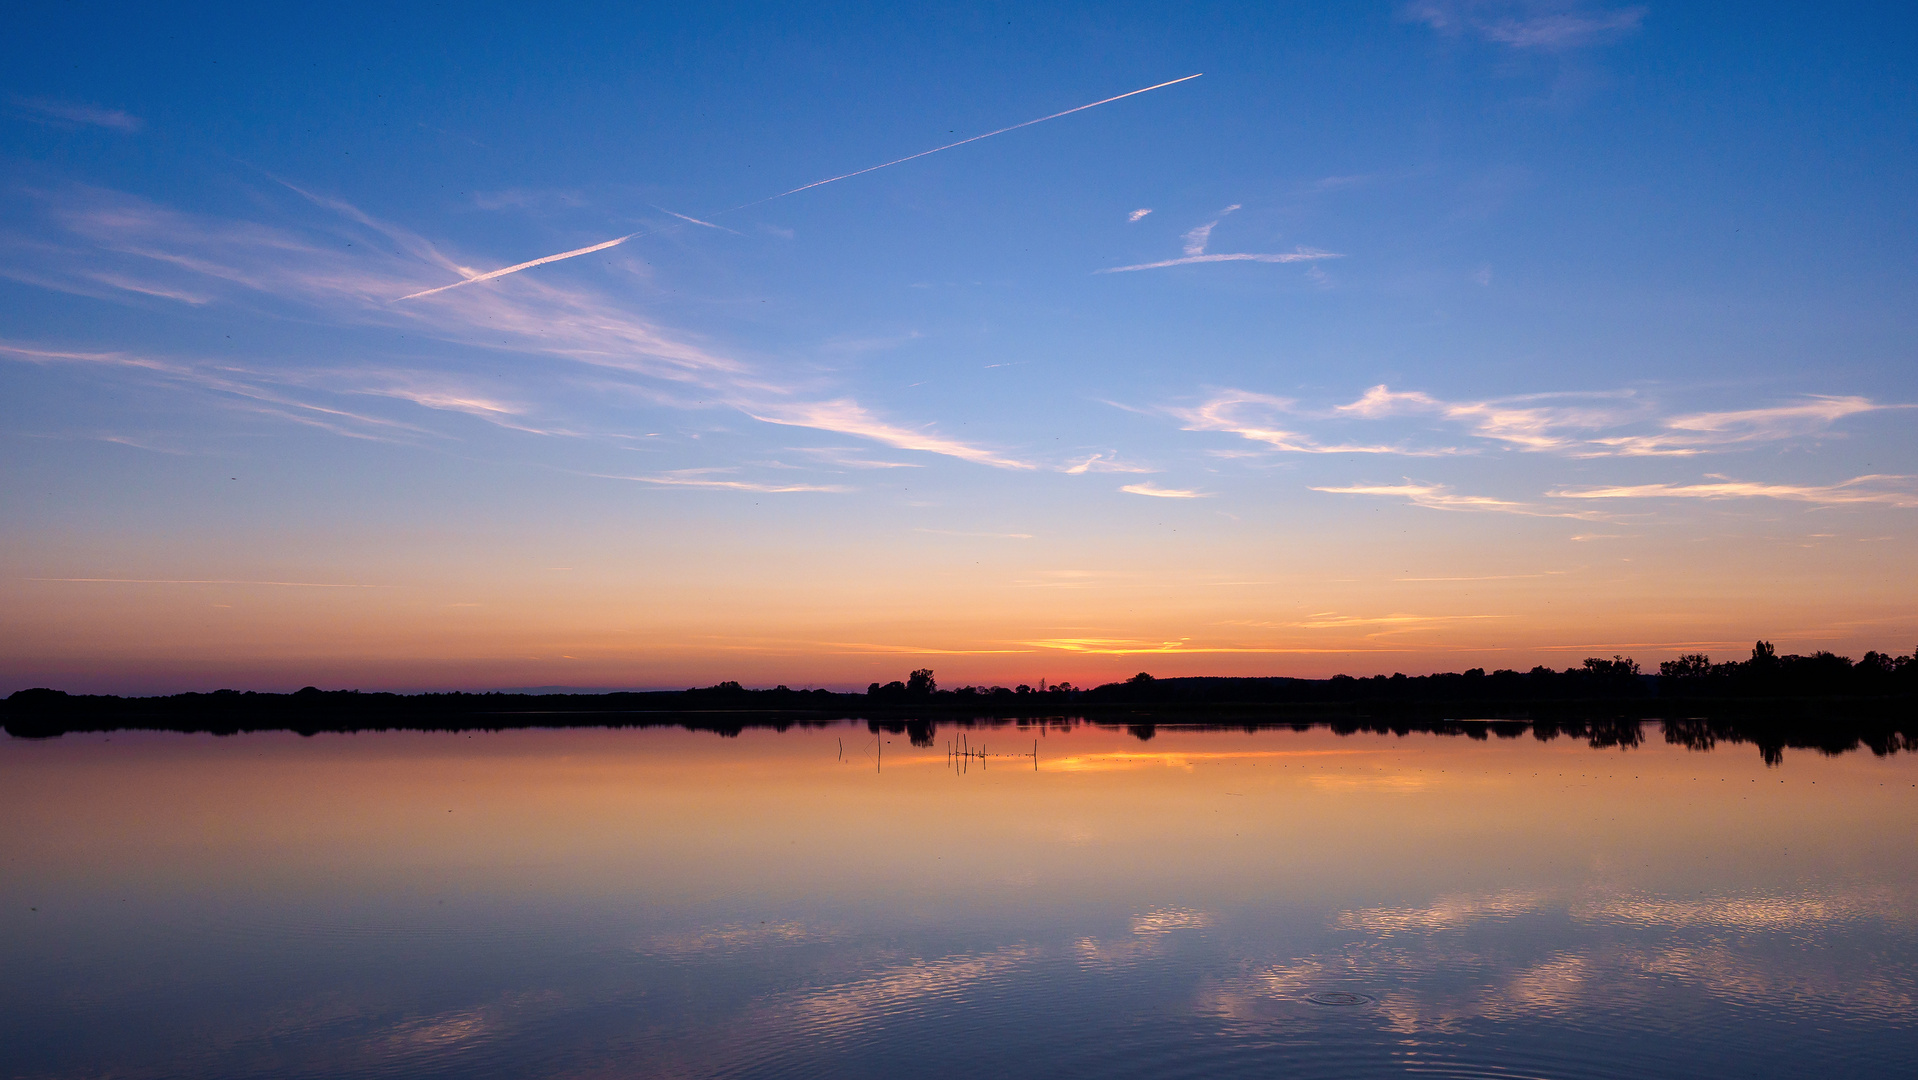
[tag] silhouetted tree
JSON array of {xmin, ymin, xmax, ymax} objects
[
  {"xmin": 906, "ymin": 669, "xmax": 936, "ymax": 696},
  {"xmin": 1660, "ymin": 653, "xmax": 1712, "ymax": 678}
]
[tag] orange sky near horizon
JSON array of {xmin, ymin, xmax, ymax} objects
[{"xmin": 4, "ymin": 494, "xmax": 1912, "ymax": 693}]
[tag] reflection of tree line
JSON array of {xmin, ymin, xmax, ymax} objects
[
  {"xmin": 864, "ymin": 715, "xmax": 1911, "ymax": 765},
  {"xmin": 5, "ymin": 643, "xmax": 1913, "ymax": 760}
]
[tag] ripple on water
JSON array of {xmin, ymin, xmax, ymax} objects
[{"xmin": 1304, "ymin": 991, "xmax": 1376, "ymax": 1007}]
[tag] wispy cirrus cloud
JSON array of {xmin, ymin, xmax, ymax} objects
[
  {"xmin": 1312, "ymin": 481, "xmax": 1529, "ymax": 513},
  {"xmin": 746, "ymin": 399, "xmax": 1033, "ymax": 470},
  {"xmin": 1062, "ymin": 453, "xmax": 1155, "ymax": 474},
  {"xmin": 1289, "ymin": 611, "xmax": 1508, "ymax": 631},
  {"xmin": 1590, "ymin": 397, "xmax": 1908, "ymax": 456},
  {"xmin": 1121, "ymin": 482, "xmax": 1210, "ymax": 498},
  {"xmin": 9, "ymin": 95, "xmax": 141, "ymax": 131},
  {"xmin": 1182, "ymin": 384, "xmax": 1908, "ymax": 460},
  {"xmin": 1174, "ymin": 391, "xmax": 1443, "ymax": 455},
  {"xmin": 788, "ymin": 447, "xmax": 922, "ymax": 470},
  {"xmin": 1407, "ymin": 1, "xmax": 1647, "ymax": 50},
  {"xmin": 1100, "ymin": 250, "xmax": 1340, "ymax": 273},
  {"xmin": 0, "ymin": 341, "xmax": 434, "ymax": 443},
  {"xmin": 1098, "ymin": 204, "xmax": 1341, "ymax": 274},
  {"xmin": 594, "ymin": 471, "xmax": 850, "ymax": 494},
  {"xmin": 1181, "ymin": 206, "xmax": 1238, "ymax": 255},
  {"xmin": 1312, "ymin": 480, "xmax": 1607, "ymax": 519},
  {"xmin": 10, "ymin": 183, "xmax": 1033, "ymax": 475},
  {"xmin": 1550, "ymin": 475, "xmax": 1918, "ymax": 509}
]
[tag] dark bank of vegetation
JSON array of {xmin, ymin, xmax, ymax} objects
[{"xmin": 4, "ymin": 642, "xmax": 1914, "ymax": 763}]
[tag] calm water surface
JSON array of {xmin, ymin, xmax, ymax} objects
[{"xmin": 3, "ymin": 721, "xmax": 1915, "ymax": 1078}]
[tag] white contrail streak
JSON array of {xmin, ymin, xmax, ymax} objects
[
  {"xmin": 398, "ymin": 232, "xmax": 640, "ymax": 300},
  {"xmin": 396, "ymin": 74, "xmax": 1202, "ymax": 301},
  {"xmin": 1097, "ymin": 250, "xmax": 1342, "ymax": 273},
  {"xmin": 736, "ymin": 73, "xmax": 1205, "ymax": 208}
]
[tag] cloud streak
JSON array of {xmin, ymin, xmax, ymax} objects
[
  {"xmin": 1174, "ymin": 392, "xmax": 1436, "ymax": 455},
  {"xmin": 1099, "ymin": 250, "xmax": 1341, "ymax": 274},
  {"xmin": 1182, "ymin": 384, "xmax": 1909, "ymax": 459},
  {"xmin": 1122, "ymin": 482, "xmax": 1209, "ymax": 498},
  {"xmin": 595, "ymin": 472, "xmax": 850, "ymax": 493},
  {"xmin": 396, "ymin": 232, "xmax": 641, "ymax": 300},
  {"xmin": 10, "ymin": 95, "xmax": 141, "ymax": 131},
  {"xmin": 18, "ymin": 186, "xmax": 1034, "ymax": 474},
  {"xmin": 1407, "ymin": 1, "xmax": 1647, "ymax": 50},
  {"xmin": 1102, "ymin": 203, "xmax": 1338, "ymax": 273},
  {"xmin": 1313, "ymin": 481, "xmax": 1607, "ymax": 519},
  {"xmin": 1550, "ymin": 475, "xmax": 1918, "ymax": 509},
  {"xmin": 747, "ymin": 399, "xmax": 1034, "ymax": 470},
  {"xmin": 399, "ymin": 74, "xmax": 1204, "ymax": 299}
]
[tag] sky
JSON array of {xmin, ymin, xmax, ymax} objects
[{"xmin": 2, "ymin": 1, "xmax": 1915, "ymax": 693}]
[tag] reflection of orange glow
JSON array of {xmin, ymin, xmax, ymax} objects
[
  {"xmin": 1046, "ymin": 748, "xmax": 1378, "ymax": 772},
  {"xmin": 1, "ymin": 725, "xmax": 1914, "ymax": 926}
]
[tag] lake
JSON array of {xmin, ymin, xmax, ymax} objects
[{"xmin": 3, "ymin": 720, "xmax": 1914, "ymax": 1078}]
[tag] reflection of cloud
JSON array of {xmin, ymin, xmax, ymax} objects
[
  {"xmin": 643, "ymin": 921, "xmax": 825, "ymax": 956},
  {"xmin": 792, "ymin": 947, "xmax": 1035, "ymax": 1029},
  {"xmin": 1198, "ymin": 885, "xmax": 1918, "ymax": 1038},
  {"xmin": 1077, "ymin": 907, "xmax": 1216, "ymax": 967},
  {"xmin": 1131, "ymin": 906, "xmax": 1214, "ymax": 934},
  {"xmin": 1576, "ymin": 891, "xmax": 1903, "ymax": 933},
  {"xmin": 1503, "ymin": 953, "xmax": 1593, "ymax": 1013},
  {"xmin": 1636, "ymin": 944, "xmax": 1916, "ymax": 1020},
  {"xmin": 1048, "ymin": 748, "xmax": 1368, "ymax": 772},
  {"xmin": 359, "ymin": 991, "xmax": 562, "ymax": 1067},
  {"xmin": 1337, "ymin": 891, "xmax": 1550, "ymax": 934},
  {"xmin": 1303, "ymin": 772, "xmax": 1432, "ymax": 793}
]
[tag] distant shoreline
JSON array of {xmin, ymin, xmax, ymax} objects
[
  {"xmin": 8, "ymin": 644, "xmax": 1913, "ymax": 761},
  {"xmin": 6, "ymin": 673, "xmax": 1913, "ymax": 768}
]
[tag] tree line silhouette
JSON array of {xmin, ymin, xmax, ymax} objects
[{"xmin": 4, "ymin": 641, "xmax": 1912, "ymax": 744}]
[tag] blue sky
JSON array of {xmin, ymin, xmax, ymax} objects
[{"xmin": 4, "ymin": 2, "xmax": 1916, "ymax": 691}]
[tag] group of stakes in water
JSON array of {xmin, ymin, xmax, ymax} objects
[{"xmin": 835, "ymin": 733, "xmax": 1041, "ymax": 772}]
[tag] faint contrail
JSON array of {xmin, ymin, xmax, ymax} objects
[
  {"xmin": 733, "ymin": 73, "xmax": 1204, "ymax": 209},
  {"xmin": 396, "ymin": 74, "xmax": 1202, "ymax": 301}
]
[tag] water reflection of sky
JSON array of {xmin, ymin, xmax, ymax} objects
[{"xmin": 2, "ymin": 723, "xmax": 1913, "ymax": 1078}]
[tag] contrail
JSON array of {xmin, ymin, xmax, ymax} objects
[
  {"xmin": 398, "ymin": 231, "xmax": 641, "ymax": 301},
  {"xmin": 396, "ymin": 74, "xmax": 1202, "ymax": 301},
  {"xmin": 733, "ymin": 73, "xmax": 1204, "ymax": 209}
]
